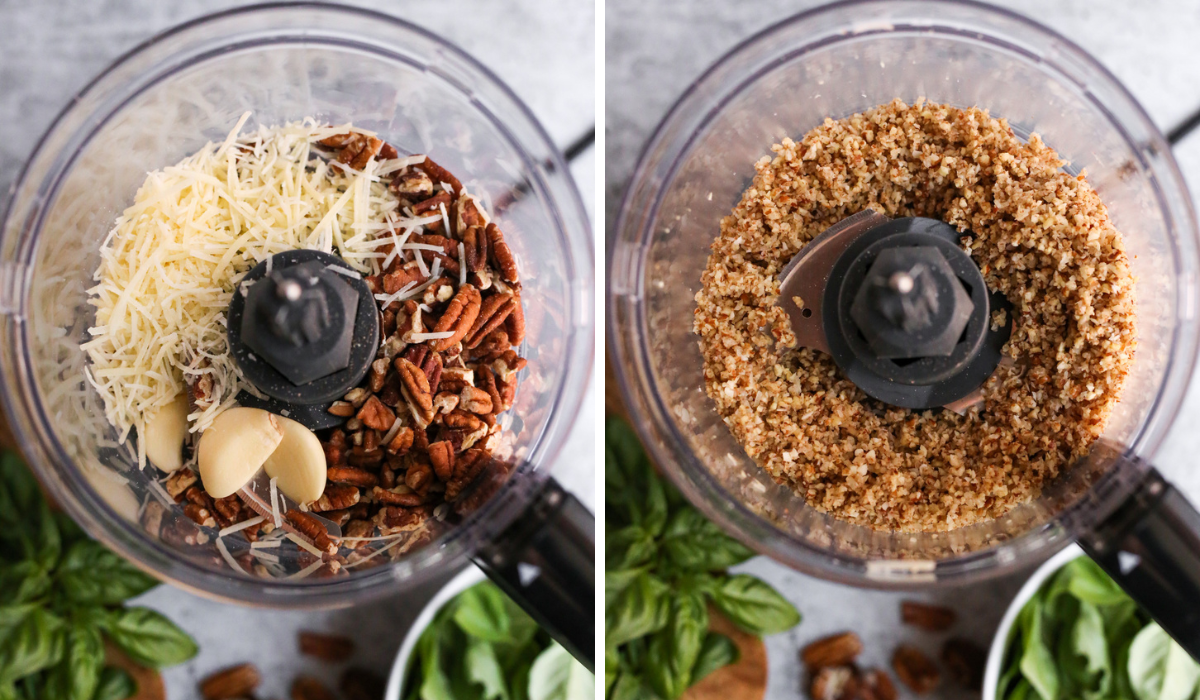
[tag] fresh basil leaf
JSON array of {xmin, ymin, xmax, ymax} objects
[
  {"xmin": 1102, "ymin": 599, "xmax": 1143, "ymax": 649},
  {"xmin": 711, "ymin": 574, "xmax": 800, "ymax": 635},
  {"xmin": 0, "ymin": 561, "xmax": 50, "ymax": 605},
  {"xmin": 0, "ymin": 607, "xmax": 65, "ymax": 686},
  {"xmin": 417, "ymin": 609, "xmax": 455, "ymax": 700},
  {"xmin": 0, "ymin": 452, "xmax": 40, "ymax": 522},
  {"xmin": 691, "ymin": 632, "xmax": 739, "ymax": 685},
  {"xmin": 606, "ymin": 573, "xmax": 670, "ymax": 648},
  {"xmin": 608, "ymin": 671, "xmax": 649, "ymax": 700},
  {"xmin": 605, "ymin": 646, "xmax": 619, "ymax": 697},
  {"xmin": 1128, "ymin": 623, "xmax": 1200, "ymax": 700},
  {"xmin": 454, "ymin": 583, "xmax": 513, "ymax": 643},
  {"xmin": 43, "ymin": 624, "xmax": 103, "ymax": 700},
  {"xmin": 1018, "ymin": 597, "xmax": 1059, "ymax": 700},
  {"xmin": 58, "ymin": 540, "xmax": 159, "ymax": 606},
  {"xmin": 1066, "ymin": 558, "xmax": 1129, "ymax": 607},
  {"xmin": 527, "ymin": 643, "xmax": 593, "ymax": 700},
  {"xmin": 0, "ymin": 683, "xmax": 14, "ymax": 700},
  {"xmin": 1071, "ymin": 600, "xmax": 1110, "ymax": 696},
  {"xmin": 94, "ymin": 666, "xmax": 137, "ymax": 700},
  {"xmin": 24, "ymin": 499, "xmax": 61, "ymax": 570},
  {"xmin": 606, "ymin": 527, "xmax": 657, "ymax": 571},
  {"xmin": 604, "ymin": 418, "xmax": 666, "ymax": 536},
  {"xmin": 660, "ymin": 509, "xmax": 754, "ymax": 573},
  {"xmin": 102, "ymin": 607, "xmax": 197, "ymax": 669},
  {"xmin": 466, "ymin": 636, "xmax": 509, "ymax": 700},
  {"xmin": 644, "ymin": 591, "xmax": 707, "ymax": 699},
  {"xmin": 1007, "ymin": 678, "xmax": 1034, "ymax": 700},
  {"xmin": 53, "ymin": 513, "xmax": 87, "ymax": 549},
  {"xmin": 605, "ymin": 569, "xmax": 644, "ymax": 611}
]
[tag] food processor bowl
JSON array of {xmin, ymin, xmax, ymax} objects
[
  {"xmin": 610, "ymin": 0, "xmax": 1200, "ymax": 587},
  {"xmin": 0, "ymin": 3, "xmax": 593, "ymax": 609}
]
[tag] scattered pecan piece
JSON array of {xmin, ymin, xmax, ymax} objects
[
  {"xmin": 165, "ymin": 468, "xmax": 198, "ymax": 499},
  {"xmin": 356, "ymin": 395, "xmax": 395, "ymax": 432},
  {"xmin": 901, "ymin": 601, "xmax": 956, "ymax": 632},
  {"xmin": 328, "ymin": 401, "xmax": 355, "ymax": 417},
  {"xmin": 802, "ymin": 632, "xmax": 863, "ymax": 670},
  {"xmin": 292, "ymin": 676, "xmax": 338, "ymax": 700},
  {"xmin": 412, "ymin": 190, "xmax": 452, "ymax": 218},
  {"xmin": 406, "ymin": 458, "xmax": 434, "ymax": 492},
  {"xmin": 327, "ymin": 466, "xmax": 379, "ymax": 488},
  {"xmin": 412, "ymin": 157, "xmax": 462, "ymax": 196},
  {"xmin": 941, "ymin": 638, "xmax": 985, "ymax": 691},
  {"xmin": 286, "ymin": 511, "xmax": 338, "ymax": 555},
  {"xmin": 183, "ymin": 503, "xmax": 216, "ymax": 529},
  {"xmin": 505, "ymin": 292, "xmax": 525, "ymax": 346},
  {"xmin": 383, "ymin": 265, "xmax": 423, "ymax": 294},
  {"xmin": 811, "ymin": 666, "xmax": 856, "ymax": 700},
  {"xmin": 299, "ymin": 631, "xmax": 356, "ymax": 662},
  {"xmin": 433, "ymin": 391, "xmax": 460, "ymax": 414},
  {"xmin": 430, "ymin": 284, "xmax": 482, "ymax": 351},
  {"xmin": 428, "ymin": 440, "xmax": 456, "ymax": 482},
  {"xmin": 200, "ymin": 663, "xmax": 260, "ymax": 700},
  {"xmin": 446, "ymin": 449, "xmax": 492, "ymax": 500},
  {"xmin": 314, "ymin": 484, "xmax": 362, "ymax": 512},
  {"xmin": 373, "ymin": 485, "xmax": 426, "ymax": 507},
  {"xmin": 486, "ymin": 223, "xmax": 519, "ymax": 283},
  {"xmin": 892, "ymin": 645, "xmax": 939, "ymax": 694},
  {"xmin": 391, "ymin": 168, "xmax": 433, "ymax": 198},
  {"xmin": 463, "ymin": 225, "xmax": 488, "ymax": 273}
]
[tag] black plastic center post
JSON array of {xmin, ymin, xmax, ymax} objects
[
  {"xmin": 227, "ymin": 250, "xmax": 379, "ymax": 429},
  {"xmin": 822, "ymin": 217, "xmax": 1011, "ymax": 409}
]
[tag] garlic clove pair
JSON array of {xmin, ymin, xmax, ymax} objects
[{"xmin": 197, "ymin": 407, "xmax": 326, "ymax": 503}]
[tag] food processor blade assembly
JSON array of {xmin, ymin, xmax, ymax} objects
[{"xmin": 777, "ymin": 211, "xmax": 1012, "ymax": 412}]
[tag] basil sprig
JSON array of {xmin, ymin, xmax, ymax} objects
[
  {"xmin": 605, "ymin": 417, "xmax": 801, "ymax": 700},
  {"xmin": 0, "ymin": 451, "xmax": 198, "ymax": 699},
  {"xmin": 998, "ymin": 556, "xmax": 1200, "ymax": 700},
  {"xmin": 405, "ymin": 581, "xmax": 594, "ymax": 700}
]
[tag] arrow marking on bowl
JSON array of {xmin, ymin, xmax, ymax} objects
[{"xmin": 1118, "ymin": 550, "xmax": 1141, "ymax": 575}]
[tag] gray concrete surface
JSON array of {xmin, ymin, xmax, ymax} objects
[
  {"xmin": 605, "ymin": 1, "xmax": 1200, "ymax": 698},
  {"xmin": 0, "ymin": 1, "xmax": 594, "ymax": 698}
]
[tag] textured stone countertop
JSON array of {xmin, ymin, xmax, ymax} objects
[
  {"xmin": 606, "ymin": 1, "xmax": 1200, "ymax": 699},
  {"xmin": 0, "ymin": 1, "xmax": 595, "ymax": 698}
]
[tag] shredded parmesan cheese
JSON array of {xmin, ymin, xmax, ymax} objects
[
  {"xmin": 215, "ymin": 537, "xmax": 247, "ymax": 575},
  {"xmin": 458, "ymin": 242, "xmax": 467, "ymax": 286},
  {"xmin": 218, "ymin": 515, "xmax": 266, "ymax": 538},
  {"xmin": 83, "ymin": 118, "xmax": 404, "ymax": 449},
  {"xmin": 409, "ymin": 331, "xmax": 455, "ymax": 341},
  {"xmin": 269, "ymin": 477, "xmax": 282, "ymax": 528},
  {"xmin": 288, "ymin": 559, "xmax": 326, "ymax": 580},
  {"xmin": 285, "ymin": 532, "xmax": 324, "ymax": 558}
]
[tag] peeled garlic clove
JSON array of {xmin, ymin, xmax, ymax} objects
[
  {"xmin": 198, "ymin": 407, "xmax": 284, "ymax": 498},
  {"xmin": 144, "ymin": 392, "xmax": 190, "ymax": 473},
  {"xmin": 262, "ymin": 416, "xmax": 327, "ymax": 504}
]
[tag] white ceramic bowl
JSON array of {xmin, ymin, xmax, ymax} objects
[
  {"xmin": 384, "ymin": 565, "xmax": 488, "ymax": 700},
  {"xmin": 982, "ymin": 544, "xmax": 1085, "ymax": 700}
]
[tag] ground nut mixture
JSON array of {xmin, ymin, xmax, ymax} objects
[{"xmin": 694, "ymin": 99, "xmax": 1136, "ymax": 532}]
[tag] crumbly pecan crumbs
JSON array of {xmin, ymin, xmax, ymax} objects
[{"xmin": 695, "ymin": 99, "xmax": 1135, "ymax": 532}]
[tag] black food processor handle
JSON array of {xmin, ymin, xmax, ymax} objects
[
  {"xmin": 473, "ymin": 477, "xmax": 595, "ymax": 671},
  {"xmin": 1079, "ymin": 467, "xmax": 1200, "ymax": 659}
]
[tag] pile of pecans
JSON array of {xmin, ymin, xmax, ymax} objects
[
  {"xmin": 199, "ymin": 631, "xmax": 384, "ymax": 700},
  {"xmin": 803, "ymin": 601, "xmax": 986, "ymax": 700},
  {"xmin": 161, "ymin": 133, "xmax": 527, "ymax": 577}
]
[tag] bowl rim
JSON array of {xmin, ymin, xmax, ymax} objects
[
  {"xmin": 981, "ymin": 543, "xmax": 1084, "ymax": 700},
  {"xmin": 384, "ymin": 565, "xmax": 488, "ymax": 700}
]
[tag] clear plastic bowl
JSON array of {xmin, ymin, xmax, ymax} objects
[
  {"xmin": 0, "ymin": 4, "xmax": 593, "ymax": 606},
  {"xmin": 610, "ymin": 0, "xmax": 1200, "ymax": 587}
]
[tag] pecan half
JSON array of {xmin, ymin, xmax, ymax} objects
[
  {"xmin": 464, "ymin": 293, "xmax": 515, "ymax": 349},
  {"xmin": 356, "ymin": 395, "xmax": 395, "ymax": 432},
  {"xmin": 802, "ymin": 632, "xmax": 863, "ymax": 670},
  {"xmin": 463, "ymin": 225, "xmax": 488, "ymax": 273},
  {"xmin": 387, "ymin": 426, "xmax": 415, "ymax": 455},
  {"xmin": 395, "ymin": 357, "xmax": 435, "ymax": 427},
  {"xmin": 292, "ymin": 676, "xmax": 338, "ymax": 700},
  {"xmin": 405, "ymin": 458, "xmax": 434, "ymax": 492},
  {"xmin": 428, "ymin": 441, "xmax": 456, "ymax": 482},
  {"xmin": 200, "ymin": 663, "xmax": 261, "ymax": 700},
  {"xmin": 391, "ymin": 168, "xmax": 433, "ymax": 198},
  {"xmin": 328, "ymin": 401, "xmax": 355, "ymax": 417},
  {"xmin": 299, "ymin": 631, "xmax": 355, "ymax": 662},
  {"xmin": 314, "ymin": 484, "xmax": 361, "ymax": 512},
  {"xmin": 286, "ymin": 511, "xmax": 338, "ymax": 555},
  {"xmin": 901, "ymin": 601, "xmax": 956, "ymax": 632},
  {"xmin": 440, "ymin": 367, "xmax": 475, "ymax": 393},
  {"xmin": 372, "ymin": 485, "xmax": 426, "ymax": 507},
  {"xmin": 368, "ymin": 359, "xmax": 389, "ymax": 393},
  {"xmin": 376, "ymin": 505, "xmax": 431, "ymax": 532},
  {"xmin": 327, "ymin": 466, "xmax": 379, "ymax": 488},
  {"xmin": 430, "ymin": 284, "xmax": 482, "ymax": 351},
  {"xmin": 811, "ymin": 666, "xmax": 856, "ymax": 700},
  {"xmin": 505, "ymin": 292, "xmax": 525, "ymax": 346},
  {"xmin": 446, "ymin": 449, "xmax": 492, "ymax": 500},
  {"xmin": 412, "ymin": 157, "xmax": 462, "ymax": 196},
  {"xmin": 892, "ymin": 645, "xmax": 939, "ymax": 694},
  {"xmin": 412, "ymin": 191, "xmax": 451, "ymax": 218},
  {"xmin": 183, "ymin": 503, "xmax": 216, "ymax": 529},
  {"xmin": 383, "ymin": 264, "xmax": 424, "ymax": 294},
  {"xmin": 486, "ymin": 223, "xmax": 519, "ymax": 283},
  {"xmin": 941, "ymin": 638, "xmax": 985, "ymax": 691},
  {"xmin": 455, "ymin": 194, "xmax": 486, "ymax": 233},
  {"xmin": 433, "ymin": 391, "xmax": 460, "ymax": 414},
  {"xmin": 165, "ymin": 468, "xmax": 198, "ymax": 499},
  {"xmin": 459, "ymin": 386, "xmax": 493, "ymax": 414},
  {"xmin": 477, "ymin": 366, "xmax": 503, "ymax": 417}
]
